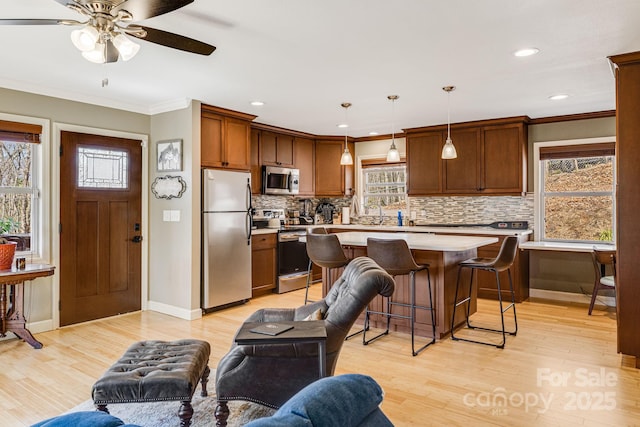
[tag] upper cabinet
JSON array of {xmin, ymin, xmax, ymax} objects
[
  {"xmin": 315, "ymin": 139, "xmax": 354, "ymax": 197},
  {"xmin": 261, "ymin": 131, "xmax": 295, "ymax": 167},
  {"xmin": 294, "ymin": 137, "xmax": 315, "ymax": 196},
  {"xmin": 406, "ymin": 117, "xmax": 529, "ymax": 196},
  {"xmin": 201, "ymin": 104, "xmax": 256, "ymax": 170}
]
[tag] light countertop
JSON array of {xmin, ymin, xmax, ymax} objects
[
  {"xmin": 293, "ymin": 223, "xmax": 532, "ymax": 237},
  {"xmin": 252, "ymin": 228, "xmax": 280, "ymax": 235},
  {"xmin": 332, "ymin": 231, "xmax": 498, "ymax": 252},
  {"xmin": 520, "ymin": 241, "xmax": 615, "ymax": 252}
]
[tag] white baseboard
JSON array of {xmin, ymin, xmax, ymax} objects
[
  {"xmin": 147, "ymin": 300, "xmax": 202, "ymax": 320},
  {"xmin": 530, "ymin": 289, "xmax": 615, "ymax": 307}
]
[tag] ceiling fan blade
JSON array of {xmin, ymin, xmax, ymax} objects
[
  {"xmin": 105, "ymin": 39, "xmax": 120, "ymax": 63},
  {"xmin": 0, "ymin": 19, "xmax": 82, "ymax": 25},
  {"xmin": 131, "ymin": 26, "xmax": 215, "ymax": 55},
  {"xmin": 113, "ymin": 0, "xmax": 194, "ymax": 20}
]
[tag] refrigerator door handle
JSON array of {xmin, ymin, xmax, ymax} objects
[
  {"xmin": 246, "ymin": 211, "xmax": 252, "ymax": 245},
  {"xmin": 246, "ymin": 179, "xmax": 252, "ymax": 211}
]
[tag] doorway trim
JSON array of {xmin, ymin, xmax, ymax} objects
[{"xmin": 52, "ymin": 123, "xmax": 149, "ymax": 329}]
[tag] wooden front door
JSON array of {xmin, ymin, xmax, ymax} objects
[{"xmin": 59, "ymin": 131, "xmax": 142, "ymax": 326}]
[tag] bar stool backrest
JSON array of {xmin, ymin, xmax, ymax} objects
[
  {"xmin": 306, "ymin": 232, "xmax": 349, "ymax": 269},
  {"xmin": 309, "ymin": 227, "xmax": 328, "ymax": 235},
  {"xmin": 491, "ymin": 236, "xmax": 519, "ymax": 272},
  {"xmin": 366, "ymin": 238, "xmax": 421, "ymax": 276}
]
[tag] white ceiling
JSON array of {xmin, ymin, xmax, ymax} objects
[{"xmin": 1, "ymin": 0, "xmax": 638, "ymax": 137}]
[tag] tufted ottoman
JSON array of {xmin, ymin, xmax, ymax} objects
[{"xmin": 92, "ymin": 339, "xmax": 211, "ymax": 427}]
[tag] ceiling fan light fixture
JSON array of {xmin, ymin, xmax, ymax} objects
[
  {"xmin": 81, "ymin": 41, "xmax": 106, "ymax": 64},
  {"xmin": 71, "ymin": 25, "xmax": 99, "ymax": 52},
  {"xmin": 113, "ymin": 33, "xmax": 140, "ymax": 61}
]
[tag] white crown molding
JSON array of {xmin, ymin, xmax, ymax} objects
[{"xmin": 148, "ymin": 97, "xmax": 192, "ymax": 115}]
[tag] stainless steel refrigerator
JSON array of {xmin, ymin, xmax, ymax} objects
[{"xmin": 201, "ymin": 169, "xmax": 252, "ymax": 311}]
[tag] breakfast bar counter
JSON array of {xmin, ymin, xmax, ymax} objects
[{"xmin": 320, "ymin": 231, "xmax": 498, "ymax": 339}]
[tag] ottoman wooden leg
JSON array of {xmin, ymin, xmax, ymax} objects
[
  {"xmin": 215, "ymin": 401, "xmax": 230, "ymax": 427},
  {"xmin": 178, "ymin": 401, "xmax": 194, "ymax": 427},
  {"xmin": 200, "ymin": 365, "xmax": 210, "ymax": 397},
  {"xmin": 96, "ymin": 404, "xmax": 109, "ymax": 414}
]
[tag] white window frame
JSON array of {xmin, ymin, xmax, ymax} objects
[
  {"xmin": 533, "ymin": 136, "xmax": 616, "ymax": 243},
  {"xmin": 356, "ymin": 154, "xmax": 408, "ymax": 217},
  {"xmin": 0, "ymin": 112, "xmax": 50, "ymax": 262}
]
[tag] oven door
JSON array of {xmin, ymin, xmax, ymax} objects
[{"xmin": 278, "ymin": 238, "xmax": 309, "ymax": 276}]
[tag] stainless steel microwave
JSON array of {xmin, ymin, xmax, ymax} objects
[{"xmin": 262, "ymin": 166, "xmax": 300, "ymax": 195}]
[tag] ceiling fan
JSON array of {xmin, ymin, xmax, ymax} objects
[{"xmin": 0, "ymin": 0, "xmax": 216, "ymax": 63}]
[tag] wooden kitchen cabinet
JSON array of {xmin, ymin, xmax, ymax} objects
[
  {"xmin": 251, "ymin": 233, "xmax": 277, "ymax": 297},
  {"xmin": 261, "ymin": 131, "xmax": 295, "ymax": 167},
  {"xmin": 250, "ymin": 128, "xmax": 261, "ymax": 194},
  {"xmin": 315, "ymin": 139, "xmax": 355, "ymax": 196},
  {"xmin": 407, "ymin": 131, "xmax": 443, "ymax": 195},
  {"xmin": 406, "ymin": 117, "xmax": 529, "ymax": 196},
  {"xmin": 294, "ymin": 136, "xmax": 315, "ymax": 196},
  {"xmin": 201, "ymin": 104, "xmax": 256, "ymax": 170}
]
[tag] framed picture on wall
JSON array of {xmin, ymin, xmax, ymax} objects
[{"xmin": 157, "ymin": 139, "xmax": 182, "ymax": 172}]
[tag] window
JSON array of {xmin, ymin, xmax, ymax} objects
[
  {"xmin": 0, "ymin": 119, "xmax": 42, "ymax": 253},
  {"xmin": 537, "ymin": 140, "xmax": 615, "ymax": 243},
  {"xmin": 361, "ymin": 159, "xmax": 407, "ymax": 212}
]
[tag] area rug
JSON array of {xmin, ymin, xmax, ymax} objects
[{"xmin": 67, "ymin": 383, "xmax": 276, "ymax": 427}]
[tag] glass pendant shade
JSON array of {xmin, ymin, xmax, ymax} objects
[
  {"xmin": 113, "ymin": 34, "xmax": 140, "ymax": 61},
  {"xmin": 386, "ymin": 95, "xmax": 400, "ymax": 162},
  {"xmin": 340, "ymin": 147, "xmax": 353, "ymax": 165},
  {"xmin": 441, "ymin": 137, "xmax": 457, "ymax": 159},
  {"xmin": 386, "ymin": 141, "xmax": 400, "ymax": 162},
  {"xmin": 71, "ymin": 26, "xmax": 99, "ymax": 52},
  {"xmin": 339, "ymin": 102, "xmax": 353, "ymax": 165},
  {"xmin": 441, "ymin": 86, "xmax": 458, "ymax": 159}
]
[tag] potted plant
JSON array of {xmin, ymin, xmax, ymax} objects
[{"xmin": 0, "ymin": 218, "xmax": 19, "ymax": 270}]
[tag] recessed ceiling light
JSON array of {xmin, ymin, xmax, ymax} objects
[
  {"xmin": 337, "ymin": 123, "xmax": 348, "ymax": 128},
  {"xmin": 549, "ymin": 94, "xmax": 569, "ymax": 100},
  {"xmin": 369, "ymin": 131, "xmax": 379, "ymax": 136},
  {"xmin": 514, "ymin": 48, "xmax": 540, "ymax": 57},
  {"xmin": 250, "ymin": 101, "xmax": 264, "ymax": 106}
]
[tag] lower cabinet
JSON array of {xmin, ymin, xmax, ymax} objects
[{"xmin": 251, "ymin": 233, "xmax": 277, "ymax": 297}]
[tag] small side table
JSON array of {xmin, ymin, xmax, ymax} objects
[
  {"xmin": 235, "ymin": 320, "xmax": 327, "ymax": 377},
  {"xmin": 0, "ymin": 263, "xmax": 55, "ymax": 349}
]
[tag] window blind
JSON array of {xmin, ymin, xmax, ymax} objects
[
  {"xmin": 539, "ymin": 142, "xmax": 614, "ymax": 160},
  {"xmin": 0, "ymin": 120, "xmax": 42, "ymax": 144}
]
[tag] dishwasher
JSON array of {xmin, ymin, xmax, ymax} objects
[{"xmin": 277, "ymin": 229, "xmax": 310, "ymax": 293}]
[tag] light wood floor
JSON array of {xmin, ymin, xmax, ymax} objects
[{"xmin": 1, "ymin": 285, "xmax": 638, "ymax": 427}]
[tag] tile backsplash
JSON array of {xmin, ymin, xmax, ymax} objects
[{"xmin": 252, "ymin": 193, "xmax": 534, "ymax": 228}]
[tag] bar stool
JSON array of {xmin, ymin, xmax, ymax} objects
[
  {"xmin": 450, "ymin": 235, "xmax": 519, "ymax": 349},
  {"xmin": 588, "ymin": 248, "xmax": 616, "ymax": 315},
  {"xmin": 362, "ymin": 237, "xmax": 436, "ymax": 356},
  {"xmin": 304, "ymin": 229, "xmax": 349, "ymax": 305}
]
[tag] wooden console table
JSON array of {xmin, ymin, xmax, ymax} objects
[{"xmin": 0, "ymin": 263, "xmax": 55, "ymax": 349}]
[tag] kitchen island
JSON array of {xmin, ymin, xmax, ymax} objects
[{"xmin": 319, "ymin": 231, "xmax": 498, "ymax": 339}]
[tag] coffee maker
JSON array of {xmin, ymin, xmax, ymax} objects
[{"xmin": 299, "ymin": 199, "xmax": 314, "ymax": 225}]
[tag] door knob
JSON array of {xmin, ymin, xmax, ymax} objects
[{"xmin": 131, "ymin": 236, "xmax": 143, "ymax": 243}]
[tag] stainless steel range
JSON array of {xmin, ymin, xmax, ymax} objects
[{"xmin": 277, "ymin": 228, "xmax": 310, "ymax": 293}]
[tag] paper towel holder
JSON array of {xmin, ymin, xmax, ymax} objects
[{"xmin": 341, "ymin": 207, "xmax": 351, "ymax": 224}]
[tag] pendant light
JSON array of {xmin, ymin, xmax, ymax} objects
[
  {"xmin": 340, "ymin": 102, "xmax": 354, "ymax": 165},
  {"xmin": 386, "ymin": 95, "xmax": 400, "ymax": 162},
  {"xmin": 441, "ymin": 86, "xmax": 458, "ymax": 159}
]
